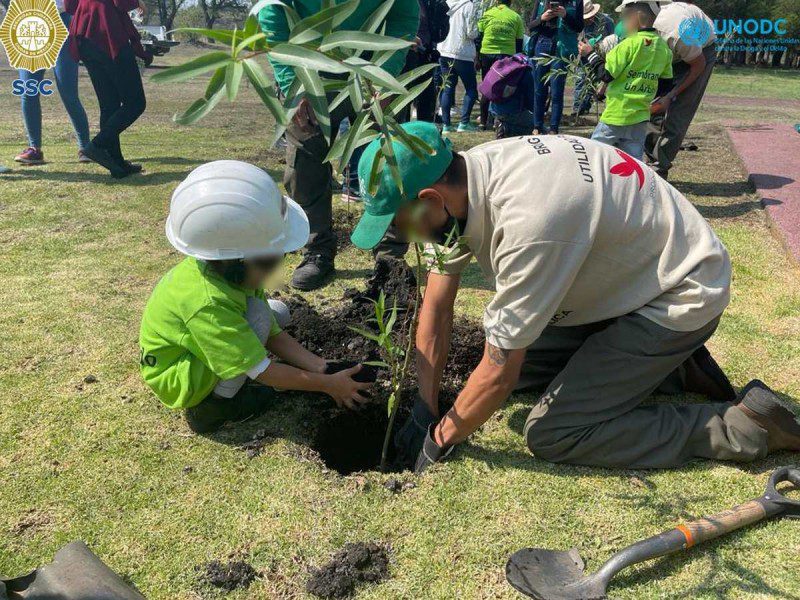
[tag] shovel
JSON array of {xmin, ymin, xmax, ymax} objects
[{"xmin": 506, "ymin": 466, "xmax": 800, "ymax": 600}]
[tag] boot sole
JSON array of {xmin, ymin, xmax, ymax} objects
[{"xmin": 737, "ymin": 380, "xmax": 800, "ymax": 450}]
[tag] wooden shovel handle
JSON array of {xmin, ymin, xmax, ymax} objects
[{"xmin": 676, "ymin": 499, "xmax": 769, "ymax": 548}]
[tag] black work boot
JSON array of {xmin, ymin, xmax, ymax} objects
[
  {"xmin": 683, "ymin": 345, "xmax": 737, "ymax": 402},
  {"xmin": 736, "ymin": 380, "xmax": 800, "ymax": 453},
  {"xmin": 290, "ymin": 253, "xmax": 335, "ymax": 291}
]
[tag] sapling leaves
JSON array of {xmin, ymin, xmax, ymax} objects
[{"xmin": 151, "ymin": 51, "xmax": 231, "ymax": 83}]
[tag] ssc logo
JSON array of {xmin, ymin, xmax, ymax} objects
[
  {"xmin": 678, "ymin": 16, "xmax": 712, "ymax": 47},
  {"xmin": 0, "ymin": 0, "xmax": 68, "ymax": 72}
]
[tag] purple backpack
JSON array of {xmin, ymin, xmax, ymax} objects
[{"xmin": 478, "ymin": 54, "xmax": 530, "ymax": 103}]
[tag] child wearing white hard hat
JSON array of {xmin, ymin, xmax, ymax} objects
[{"xmin": 139, "ymin": 161, "xmax": 374, "ymax": 433}]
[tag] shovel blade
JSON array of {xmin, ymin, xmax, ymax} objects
[{"xmin": 506, "ymin": 548, "xmax": 606, "ymax": 600}]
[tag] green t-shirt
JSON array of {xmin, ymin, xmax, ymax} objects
[
  {"xmin": 478, "ymin": 5, "xmax": 524, "ymax": 56},
  {"xmin": 139, "ymin": 257, "xmax": 282, "ymax": 409},
  {"xmin": 601, "ymin": 29, "xmax": 673, "ymax": 126}
]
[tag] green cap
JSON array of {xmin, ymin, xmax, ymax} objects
[{"xmin": 351, "ymin": 121, "xmax": 453, "ymax": 250}]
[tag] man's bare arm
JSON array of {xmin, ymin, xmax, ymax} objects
[
  {"xmin": 416, "ymin": 272, "xmax": 460, "ymax": 416},
  {"xmin": 433, "ymin": 342, "xmax": 526, "ymax": 447}
]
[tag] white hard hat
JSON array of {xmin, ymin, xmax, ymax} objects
[
  {"xmin": 166, "ymin": 160, "xmax": 310, "ymax": 260},
  {"xmin": 616, "ymin": 0, "xmax": 671, "ymax": 15}
]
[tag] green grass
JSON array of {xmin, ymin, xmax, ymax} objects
[
  {"xmin": 0, "ymin": 47, "xmax": 799, "ymax": 598},
  {"xmin": 706, "ymin": 65, "xmax": 800, "ymax": 100}
]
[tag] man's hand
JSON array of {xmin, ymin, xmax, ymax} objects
[
  {"xmin": 650, "ymin": 94, "xmax": 672, "ymax": 115},
  {"xmin": 553, "ymin": 5, "xmax": 566, "ymax": 18},
  {"xmin": 395, "ymin": 393, "xmax": 439, "ymax": 466},
  {"xmin": 414, "ymin": 424, "xmax": 454, "ymax": 474},
  {"xmin": 323, "ymin": 364, "xmax": 372, "ymax": 410},
  {"xmin": 292, "ymin": 97, "xmax": 317, "ymax": 136},
  {"xmin": 578, "ymin": 40, "xmax": 593, "ymax": 57}
]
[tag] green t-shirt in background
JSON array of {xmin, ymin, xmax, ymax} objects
[
  {"xmin": 478, "ymin": 4, "xmax": 524, "ymax": 56},
  {"xmin": 139, "ymin": 257, "xmax": 282, "ymax": 409},
  {"xmin": 601, "ymin": 29, "xmax": 673, "ymax": 126}
]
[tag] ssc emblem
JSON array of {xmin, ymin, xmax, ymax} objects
[{"xmin": 0, "ymin": 0, "xmax": 68, "ymax": 72}]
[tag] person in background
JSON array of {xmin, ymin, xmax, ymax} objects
[
  {"xmin": 572, "ymin": 0, "xmax": 614, "ymax": 118},
  {"xmin": 527, "ymin": 0, "xmax": 583, "ymax": 134},
  {"xmin": 65, "ymin": 0, "xmax": 151, "ymax": 178},
  {"xmin": 477, "ymin": 0, "xmax": 524, "ymax": 130},
  {"xmin": 259, "ymin": 0, "xmax": 419, "ymax": 291},
  {"xmin": 13, "ymin": 0, "xmax": 91, "ymax": 166},
  {"xmin": 140, "ymin": 161, "xmax": 375, "ymax": 434},
  {"xmin": 645, "ymin": 0, "xmax": 717, "ymax": 179},
  {"xmin": 437, "ymin": 0, "xmax": 480, "ymax": 132},
  {"xmin": 589, "ymin": 0, "xmax": 672, "ymax": 160},
  {"xmin": 490, "ymin": 59, "xmax": 536, "ymax": 138},
  {"xmin": 401, "ymin": 0, "xmax": 451, "ymax": 123}
]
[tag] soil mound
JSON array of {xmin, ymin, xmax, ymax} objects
[
  {"xmin": 306, "ymin": 542, "xmax": 390, "ymax": 598},
  {"xmin": 199, "ymin": 559, "xmax": 258, "ymax": 591}
]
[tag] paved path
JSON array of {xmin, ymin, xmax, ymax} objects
[{"xmin": 726, "ymin": 123, "xmax": 800, "ymax": 262}]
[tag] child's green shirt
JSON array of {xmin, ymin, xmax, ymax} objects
[
  {"xmin": 139, "ymin": 257, "xmax": 282, "ymax": 409},
  {"xmin": 601, "ymin": 29, "xmax": 673, "ymax": 127}
]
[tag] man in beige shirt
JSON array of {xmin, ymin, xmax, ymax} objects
[{"xmin": 351, "ymin": 122, "xmax": 800, "ymax": 473}]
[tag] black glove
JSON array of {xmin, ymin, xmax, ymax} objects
[
  {"xmin": 324, "ymin": 360, "xmax": 378, "ymax": 383},
  {"xmin": 414, "ymin": 424, "xmax": 453, "ymax": 475},
  {"xmin": 394, "ymin": 394, "xmax": 438, "ymax": 467}
]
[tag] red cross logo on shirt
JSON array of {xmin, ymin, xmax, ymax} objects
[{"xmin": 609, "ymin": 148, "xmax": 645, "ymax": 190}]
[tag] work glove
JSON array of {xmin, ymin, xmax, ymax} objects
[
  {"xmin": 414, "ymin": 424, "xmax": 454, "ymax": 475},
  {"xmin": 394, "ymin": 394, "xmax": 438, "ymax": 467}
]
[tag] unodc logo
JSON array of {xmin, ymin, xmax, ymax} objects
[
  {"xmin": 0, "ymin": 0, "xmax": 68, "ymax": 72},
  {"xmin": 678, "ymin": 16, "xmax": 712, "ymax": 47}
]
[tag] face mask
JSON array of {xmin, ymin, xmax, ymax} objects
[{"xmin": 431, "ymin": 207, "xmax": 466, "ymax": 246}]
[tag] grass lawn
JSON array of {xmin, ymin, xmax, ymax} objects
[{"xmin": 1, "ymin": 46, "xmax": 799, "ymax": 599}]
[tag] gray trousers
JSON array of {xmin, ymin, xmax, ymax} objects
[
  {"xmin": 645, "ymin": 45, "xmax": 716, "ymax": 177},
  {"xmin": 284, "ymin": 98, "xmax": 408, "ymax": 260},
  {"xmin": 520, "ymin": 313, "xmax": 768, "ymax": 469}
]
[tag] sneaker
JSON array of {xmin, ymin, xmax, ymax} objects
[
  {"xmin": 78, "ymin": 150, "xmax": 92, "ymax": 163},
  {"xmin": 122, "ymin": 160, "xmax": 143, "ymax": 174},
  {"xmin": 442, "ymin": 124, "xmax": 455, "ymax": 133},
  {"xmin": 290, "ymin": 254, "xmax": 335, "ymax": 291},
  {"xmin": 736, "ymin": 380, "xmax": 800, "ymax": 452},
  {"xmin": 15, "ymin": 147, "xmax": 44, "ymax": 164},
  {"xmin": 457, "ymin": 122, "xmax": 479, "ymax": 132},
  {"xmin": 342, "ymin": 187, "xmax": 362, "ymax": 202}
]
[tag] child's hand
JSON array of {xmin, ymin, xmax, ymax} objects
[
  {"xmin": 596, "ymin": 82, "xmax": 607, "ymax": 101},
  {"xmin": 325, "ymin": 364, "xmax": 372, "ymax": 410}
]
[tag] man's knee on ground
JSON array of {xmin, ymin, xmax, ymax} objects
[{"xmin": 523, "ymin": 413, "xmax": 579, "ymax": 463}]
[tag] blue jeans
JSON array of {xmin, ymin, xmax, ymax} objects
[
  {"xmin": 439, "ymin": 57, "xmax": 478, "ymax": 126},
  {"xmin": 18, "ymin": 12, "xmax": 90, "ymax": 150},
  {"xmin": 533, "ymin": 57, "xmax": 567, "ymax": 132},
  {"xmin": 591, "ymin": 121, "xmax": 649, "ymax": 160}
]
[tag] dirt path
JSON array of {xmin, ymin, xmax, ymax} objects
[{"xmin": 726, "ymin": 122, "xmax": 800, "ymax": 261}]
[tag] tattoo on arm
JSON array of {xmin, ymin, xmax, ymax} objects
[{"xmin": 487, "ymin": 343, "xmax": 510, "ymax": 367}]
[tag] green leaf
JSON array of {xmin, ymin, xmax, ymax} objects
[
  {"xmin": 151, "ymin": 51, "xmax": 232, "ymax": 84},
  {"xmin": 347, "ymin": 75, "xmax": 365, "ymax": 112},
  {"xmin": 174, "ymin": 84, "xmax": 226, "ymax": 125},
  {"xmin": 363, "ymin": 360, "xmax": 389, "ymax": 368},
  {"xmin": 243, "ymin": 14, "xmax": 259, "ymax": 38},
  {"xmin": 288, "ymin": 0, "xmax": 359, "ymax": 43},
  {"xmin": 367, "ymin": 148, "xmax": 385, "ymax": 196},
  {"xmin": 343, "ymin": 56, "xmax": 406, "ymax": 93},
  {"xmin": 268, "ymin": 44, "xmax": 348, "ymax": 74},
  {"xmin": 319, "ymin": 31, "xmax": 413, "ymax": 52},
  {"xmin": 294, "ymin": 67, "xmax": 331, "ymax": 142},
  {"xmin": 235, "ymin": 32, "xmax": 267, "ymax": 54},
  {"xmin": 242, "ymin": 59, "xmax": 287, "ymax": 125},
  {"xmin": 371, "ymin": 102, "xmax": 404, "ymax": 197},
  {"xmin": 328, "ymin": 85, "xmax": 351, "ymax": 115},
  {"xmin": 173, "ymin": 28, "xmax": 237, "ymax": 45},
  {"xmin": 334, "ymin": 112, "xmax": 372, "ymax": 173},
  {"xmin": 385, "ymin": 304, "xmax": 398, "ymax": 334},
  {"xmin": 204, "ymin": 66, "xmax": 227, "ymax": 99},
  {"xmin": 225, "ymin": 61, "xmax": 243, "ymax": 102},
  {"xmin": 361, "ymin": 0, "xmax": 395, "ymax": 34},
  {"xmin": 386, "ymin": 78, "xmax": 431, "ymax": 117},
  {"xmin": 347, "ymin": 326, "xmax": 381, "ymax": 343},
  {"xmin": 395, "ymin": 61, "xmax": 438, "ymax": 87},
  {"xmin": 387, "ymin": 392, "xmax": 398, "ymax": 417}
]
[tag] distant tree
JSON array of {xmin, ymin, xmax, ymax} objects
[
  {"xmin": 196, "ymin": 0, "xmax": 248, "ymax": 30},
  {"xmin": 154, "ymin": 0, "xmax": 187, "ymax": 30}
]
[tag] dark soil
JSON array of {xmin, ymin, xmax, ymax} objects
[
  {"xmin": 199, "ymin": 559, "xmax": 259, "ymax": 591},
  {"xmin": 306, "ymin": 542, "xmax": 390, "ymax": 599},
  {"xmin": 277, "ymin": 258, "xmax": 484, "ymax": 475}
]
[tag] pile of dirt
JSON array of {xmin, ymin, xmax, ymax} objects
[
  {"xmin": 306, "ymin": 542, "xmax": 390, "ymax": 599},
  {"xmin": 199, "ymin": 559, "xmax": 259, "ymax": 591}
]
